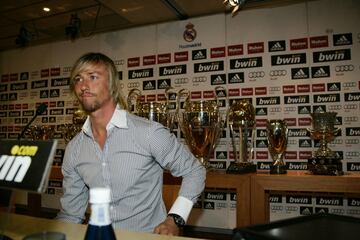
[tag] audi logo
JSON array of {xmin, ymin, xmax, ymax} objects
[
  {"xmin": 328, "ymin": 105, "xmax": 342, "ymax": 110},
  {"xmin": 114, "ymin": 59, "xmax": 125, "ymax": 66},
  {"xmin": 269, "ymin": 69, "xmax": 287, "ymax": 77},
  {"xmin": 284, "ymin": 107, "xmax": 296, "ymax": 112},
  {"xmin": 335, "ymin": 64, "xmax": 354, "ymax": 72},
  {"xmin": 346, "ymin": 152, "xmax": 360, "ymax": 157},
  {"xmin": 346, "ymin": 139, "xmax": 360, "ymax": 144},
  {"xmin": 269, "ymin": 87, "xmax": 281, "ymax": 92},
  {"xmin": 192, "ymin": 76, "xmax": 207, "ymax": 82},
  {"xmin": 287, "ymin": 139, "xmax": 297, "ymax": 145},
  {"xmin": 248, "ymin": 71, "xmax": 265, "ymax": 78},
  {"xmin": 344, "ymin": 104, "xmax": 358, "ymax": 109},
  {"xmin": 127, "ymin": 82, "xmax": 140, "ymax": 88},
  {"xmin": 345, "ymin": 117, "xmax": 359, "ymax": 122},
  {"xmin": 342, "ymin": 82, "xmax": 356, "ymax": 88},
  {"xmin": 175, "ymin": 78, "xmax": 189, "ymax": 84}
]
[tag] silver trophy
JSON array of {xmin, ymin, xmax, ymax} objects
[
  {"xmin": 177, "ymin": 88, "xmax": 223, "ymax": 169},
  {"xmin": 307, "ymin": 111, "xmax": 342, "ymax": 175},
  {"xmin": 266, "ymin": 119, "xmax": 288, "ymax": 174},
  {"xmin": 226, "ymin": 99, "xmax": 257, "ymax": 174}
]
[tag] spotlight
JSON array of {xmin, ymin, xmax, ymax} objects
[
  {"xmin": 65, "ymin": 13, "xmax": 81, "ymax": 41},
  {"xmin": 15, "ymin": 25, "xmax": 33, "ymax": 47},
  {"xmin": 223, "ymin": 0, "xmax": 247, "ymax": 16}
]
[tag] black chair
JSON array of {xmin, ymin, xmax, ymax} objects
[{"xmin": 233, "ymin": 213, "xmax": 360, "ymax": 240}]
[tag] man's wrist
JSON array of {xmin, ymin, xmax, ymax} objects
[{"xmin": 168, "ymin": 213, "xmax": 185, "ymax": 227}]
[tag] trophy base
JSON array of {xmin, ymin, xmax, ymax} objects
[
  {"xmin": 270, "ymin": 165, "xmax": 287, "ymax": 174},
  {"xmin": 226, "ymin": 162, "xmax": 257, "ymax": 174},
  {"xmin": 307, "ymin": 157, "xmax": 343, "ymax": 176}
]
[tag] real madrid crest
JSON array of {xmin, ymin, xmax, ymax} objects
[{"xmin": 183, "ymin": 23, "xmax": 196, "ymax": 42}]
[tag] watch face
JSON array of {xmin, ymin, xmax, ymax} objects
[{"xmin": 169, "ymin": 214, "xmax": 185, "ymax": 227}]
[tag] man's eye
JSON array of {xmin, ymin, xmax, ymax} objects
[
  {"xmin": 74, "ymin": 77, "xmax": 82, "ymax": 83},
  {"xmin": 90, "ymin": 75, "xmax": 98, "ymax": 81}
]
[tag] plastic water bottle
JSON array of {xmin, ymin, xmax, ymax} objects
[{"xmin": 84, "ymin": 188, "xmax": 116, "ymax": 240}]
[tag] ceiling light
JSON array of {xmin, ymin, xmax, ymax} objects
[
  {"xmin": 43, "ymin": 7, "xmax": 50, "ymax": 12},
  {"xmin": 65, "ymin": 13, "xmax": 81, "ymax": 41},
  {"xmin": 223, "ymin": 0, "xmax": 247, "ymax": 16}
]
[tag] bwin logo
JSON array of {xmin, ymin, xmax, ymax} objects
[{"xmin": 0, "ymin": 145, "xmax": 38, "ymax": 182}]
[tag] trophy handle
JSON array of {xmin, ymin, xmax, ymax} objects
[
  {"xmin": 127, "ymin": 88, "xmax": 142, "ymax": 113},
  {"xmin": 176, "ymin": 88, "xmax": 190, "ymax": 118}
]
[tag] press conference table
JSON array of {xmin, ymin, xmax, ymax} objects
[{"xmin": 0, "ymin": 213, "xmax": 205, "ymax": 240}]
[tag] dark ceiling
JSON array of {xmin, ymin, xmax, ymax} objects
[{"xmin": 0, "ymin": 0, "xmax": 311, "ymax": 52}]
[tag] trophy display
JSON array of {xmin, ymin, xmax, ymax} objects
[
  {"xmin": 307, "ymin": 111, "xmax": 343, "ymax": 175},
  {"xmin": 226, "ymin": 99, "xmax": 257, "ymax": 174},
  {"xmin": 59, "ymin": 109, "xmax": 87, "ymax": 143},
  {"xmin": 127, "ymin": 88, "xmax": 174, "ymax": 129},
  {"xmin": 178, "ymin": 88, "xmax": 223, "ymax": 169},
  {"xmin": 25, "ymin": 125, "xmax": 56, "ymax": 140},
  {"xmin": 266, "ymin": 119, "xmax": 288, "ymax": 174}
]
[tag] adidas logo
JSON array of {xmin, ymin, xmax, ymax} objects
[
  {"xmin": 257, "ymin": 140, "xmax": 267, "ymax": 148},
  {"xmin": 213, "ymin": 75, "xmax": 224, "ymax": 84},
  {"xmin": 328, "ymin": 83, "xmax": 340, "ymax": 91},
  {"xmin": 293, "ymin": 69, "xmax": 307, "ymax": 79},
  {"xmin": 144, "ymin": 81, "xmax": 154, "ymax": 90},
  {"xmin": 230, "ymin": 74, "xmax": 243, "ymax": 83},
  {"xmin": 313, "ymin": 68, "xmax": 328, "ymax": 77},
  {"xmin": 299, "ymin": 107, "xmax": 310, "ymax": 114},
  {"xmin": 256, "ymin": 108, "xmax": 267, "ymax": 115},
  {"xmin": 158, "ymin": 80, "xmax": 169, "ymax": 89},
  {"xmin": 300, "ymin": 140, "xmax": 311, "ymax": 147},
  {"xmin": 335, "ymin": 35, "xmax": 351, "ymax": 45},
  {"xmin": 270, "ymin": 42, "xmax": 283, "ymax": 51},
  {"xmin": 193, "ymin": 51, "xmax": 204, "ymax": 60},
  {"xmin": 217, "ymin": 152, "xmax": 227, "ymax": 159},
  {"xmin": 301, "ymin": 207, "xmax": 312, "ymax": 215}
]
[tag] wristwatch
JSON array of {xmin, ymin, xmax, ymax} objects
[{"xmin": 168, "ymin": 213, "xmax": 185, "ymax": 227}]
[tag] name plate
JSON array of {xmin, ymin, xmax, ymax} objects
[{"xmin": 0, "ymin": 139, "xmax": 58, "ymax": 193}]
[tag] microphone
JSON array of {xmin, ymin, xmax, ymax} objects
[{"xmin": 18, "ymin": 103, "xmax": 48, "ymax": 140}]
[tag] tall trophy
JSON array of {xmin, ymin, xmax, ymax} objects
[
  {"xmin": 25, "ymin": 125, "xmax": 55, "ymax": 140},
  {"xmin": 127, "ymin": 88, "xmax": 174, "ymax": 129},
  {"xmin": 266, "ymin": 119, "xmax": 288, "ymax": 174},
  {"xmin": 178, "ymin": 88, "xmax": 223, "ymax": 169},
  {"xmin": 226, "ymin": 99, "xmax": 257, "ymax": 174},
  {"xmin": 59, "ymin": 108, "xmax": 87, "ymax": 143},
  {"xmin": 307, "ymin": 111, "xmax": 343, "ymax": 175}
]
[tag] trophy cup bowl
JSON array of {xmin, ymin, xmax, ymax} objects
[
  {"xmin": 179, "ymin": 100, "xmax": 222, "ymax": 169},
  {"xmin": 127, "ymin": 88, "xmax": 174, "ymax": 129},
  {"xmin": 307, "ymin": 112, "xmax": 343, "ymax": 175},
  {"xmin": 60, "ymin": 109, "xmax": 87, "ymax": 143},
  {"xmin": 266, "ymin": 119, "xmax": 288, "ymax": 174},
  {"xmin": 226, "ymin": 100, "xmax": 257, "ymax": 174}
]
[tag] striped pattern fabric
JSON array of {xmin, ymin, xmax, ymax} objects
[{"xmin": 56, "ymin": 108, "xmax": 206, "ymax": 232}]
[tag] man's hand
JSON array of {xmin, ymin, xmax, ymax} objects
[{"xmin": 153, "ymin": 216, "xmax": 180, "ymax": 235}]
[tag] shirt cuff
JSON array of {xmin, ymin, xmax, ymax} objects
[{"xmin": 168, "ymin": 196, "xmax": 194, "ymax": 223}]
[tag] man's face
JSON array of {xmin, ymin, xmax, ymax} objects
[{"xmin": 73, "ymin": 63, "xmax": 112, "ymax": 113}]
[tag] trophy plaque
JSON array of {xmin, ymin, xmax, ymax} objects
[
  {"xmin": 127, "ymin": 88, "xmax": 174, "ymax": 129},
  {"xmin": 178, "ymin": 89, "xmax": 223, "ymax": 169},
  {"xmin": 226, "ymin": 99, "xmax": 257, "ymax": 174},
  {"xmin": 307, "ymin": 112, "xmax": 343, "ymax": 175},
  {"xmin": 266, "ymin": 119, "xmax": 288, "ymax": 174}
]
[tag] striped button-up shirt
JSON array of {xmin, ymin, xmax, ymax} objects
[{"xmin": 56, "ymin": 107, "xmax": 206, "ymax": 232}]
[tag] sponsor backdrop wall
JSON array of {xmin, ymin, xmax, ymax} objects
[{"xmin": 1, "ymin": 0, "xmax": 359, "ymax": 229}]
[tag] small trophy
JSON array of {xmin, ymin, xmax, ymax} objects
[
  {"xmin": 178, "ymin": 89, "xmax": 223, "ymax": 169},
  {"xmin": 226, "ymin": 99, "xmax": 257, "ymax": 174},
  {"xmin": 127, "ymin": 88, "xmax": 174, "ymax": 129},
  {"xmin": 59, "ymin": 109, "xmax": 87, "ymax": 143},
  {"xmin": 266, "ymin": 119, "xmax": 288, "ymax": 174},
  {"xmin": 307, "ymin": 111, "xmax": 343, "ymax": 175}
]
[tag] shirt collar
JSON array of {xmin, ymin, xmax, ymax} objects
[{"xmin": 82, "ymin": 105, "xmax": 128, "ymax": 135}]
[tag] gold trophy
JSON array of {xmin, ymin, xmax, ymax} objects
[
  {"xmin": 266, "ymin": 119, "xmax": 288, "ymax": 174},
  {"xmin": 226, "ymin": 99, "xmax": 257, "ymax": 174},
  {"xmin": 25, "ymin": 125, "xmax": 55, "ymax": 140},
  {"xmin": 59, "ymin": 109, "xmax": 87, "ymax": 143},
  {"xmin": 127, "ymin": 88, "xmax": 174, "ymax": 128},
  {"xmin": 307, "ymin": 111, "xmax": 343, "ymax": 175},
  {"xmin": 178, "ymin": 88, "xmax": 223, "ymax": 169}
]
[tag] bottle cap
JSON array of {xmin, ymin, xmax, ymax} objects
[{"xmin": 89, "ymin": 187, "xmax": 111, "ymax": 204}]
